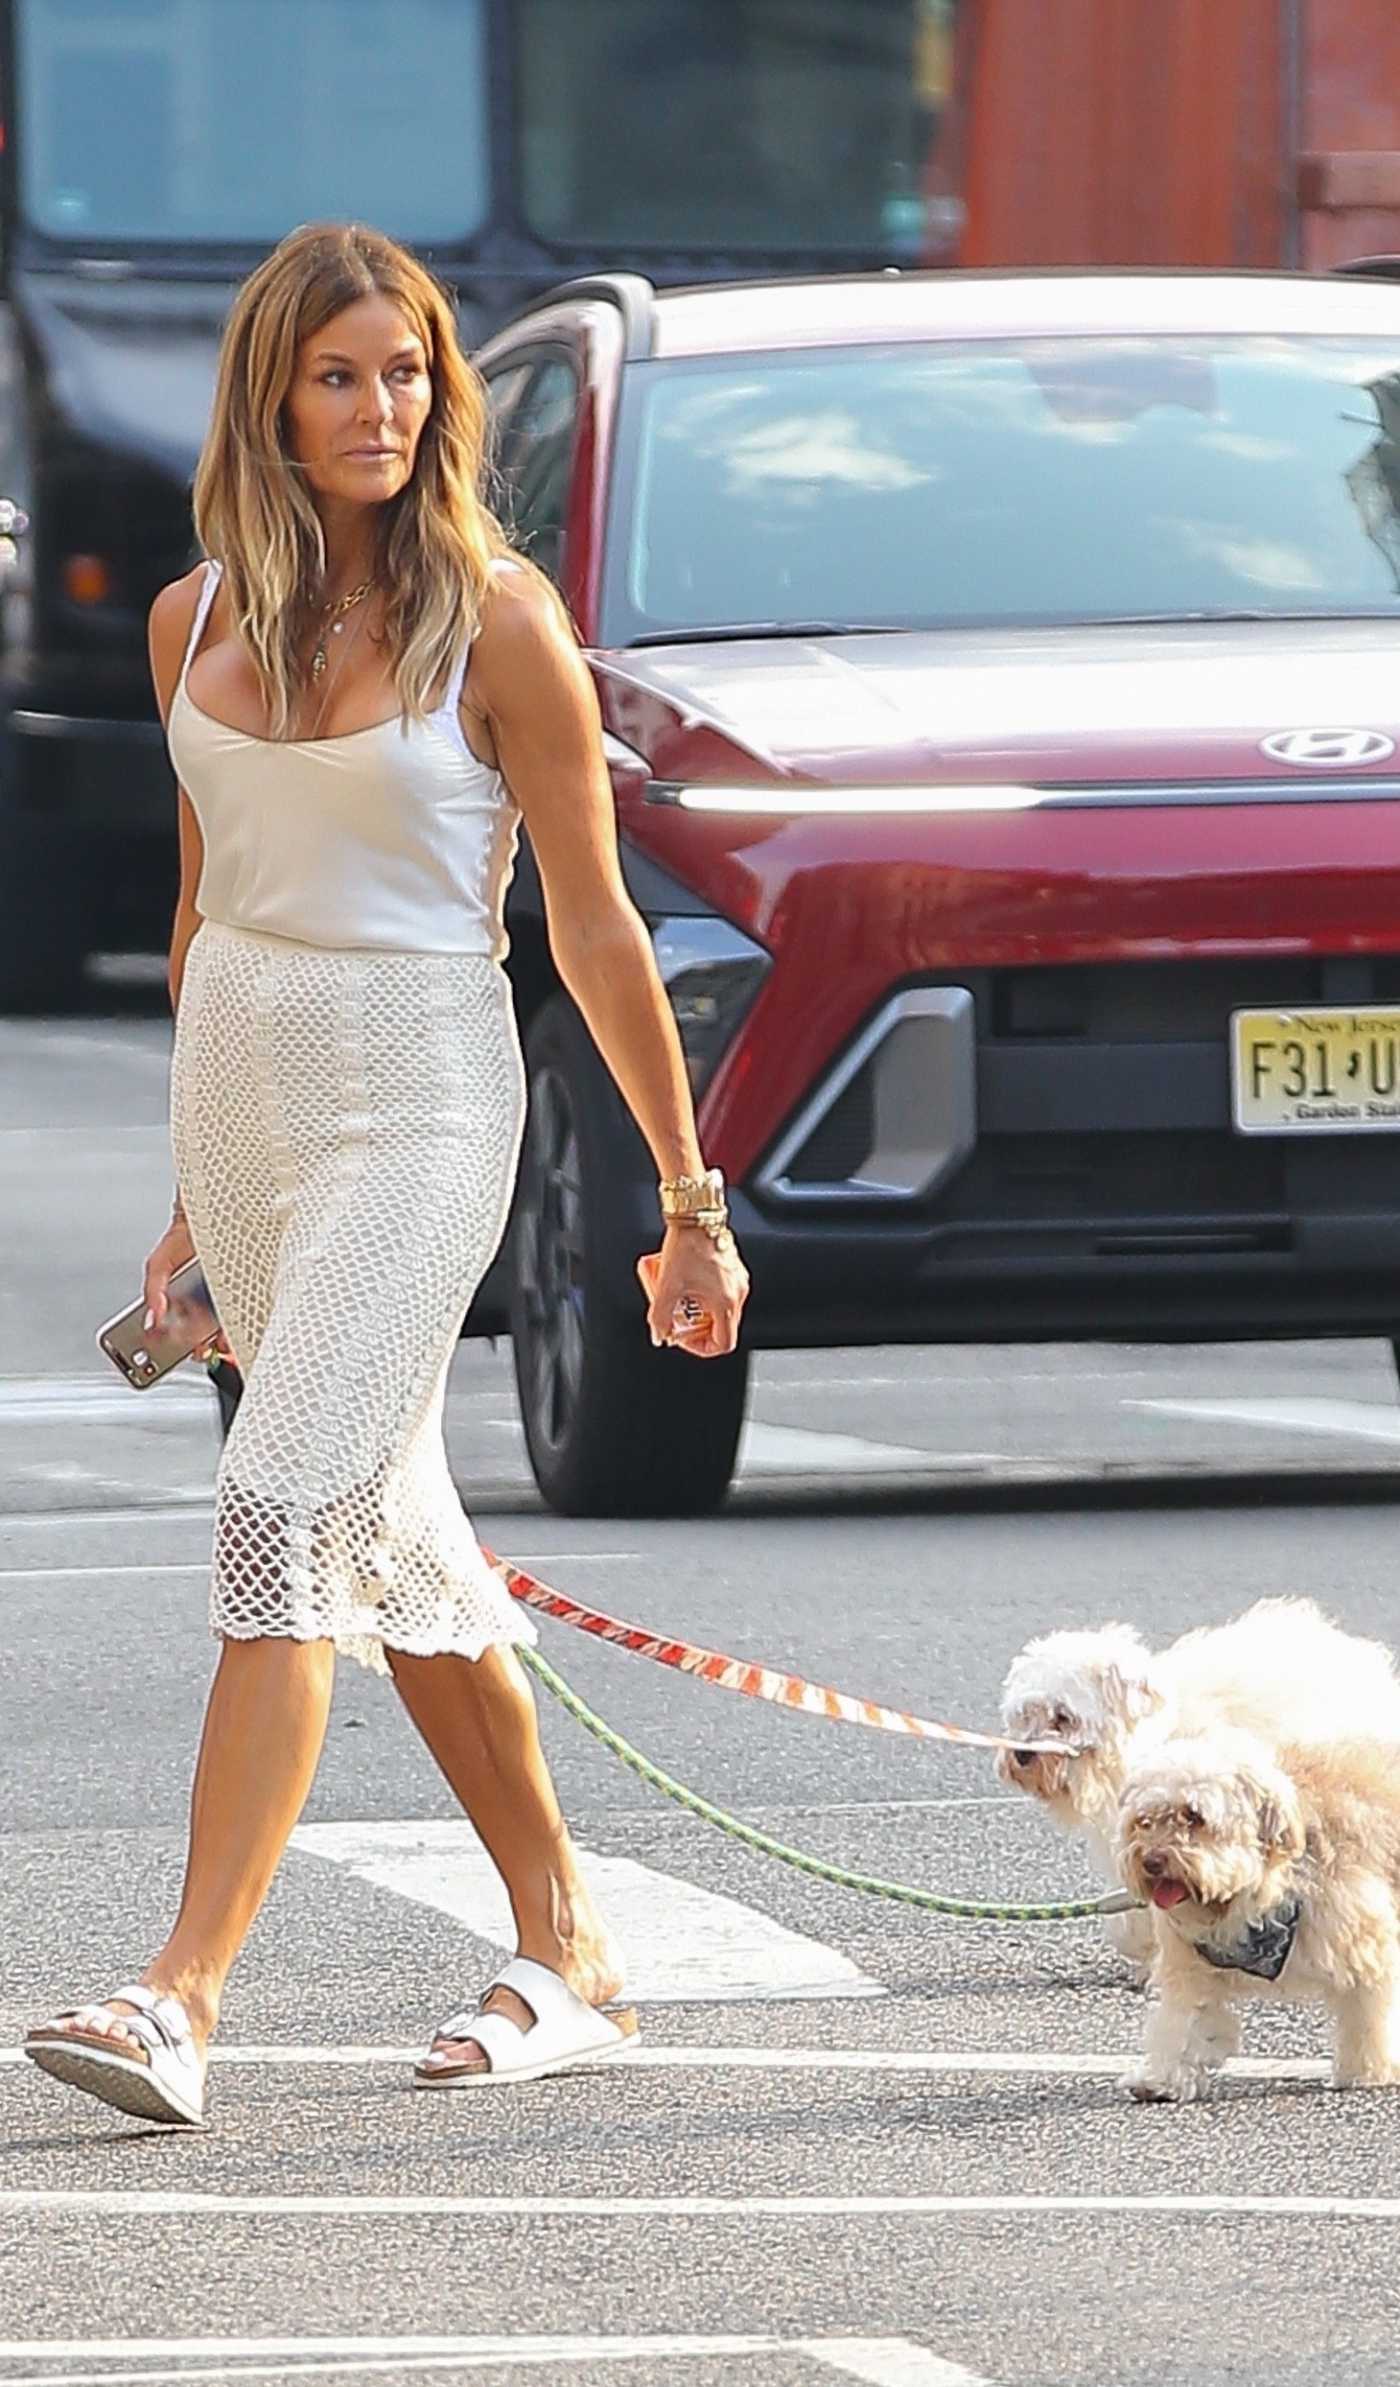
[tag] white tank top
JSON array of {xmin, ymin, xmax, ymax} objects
[{"xmin": 166, "ymin": 559, "xmax": 520, "ymax": 958}]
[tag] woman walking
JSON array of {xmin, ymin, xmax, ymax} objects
[{"xmin": 24, "ymin": 222, "xmax": 748, "ymax": 2127}]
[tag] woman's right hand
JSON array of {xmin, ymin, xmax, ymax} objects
[{"xmin": 142, "ymin": 1213, "xmax": 197, "ymax": 1334}]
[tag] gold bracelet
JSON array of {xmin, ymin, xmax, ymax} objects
[
  {"xmin": 669, "ymin": 1215, "xmax": 735, "ymax": 1252},
  {"xmin": 658, "ymin": 1166, "xmax": 727, "ymax": 1221}
]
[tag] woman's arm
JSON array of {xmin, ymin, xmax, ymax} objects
[
  {"xmin": 474, "ymin": 567, "xmax": 700, "ymax": 1179},
  {"xmin": 141, "ymin": 570, "xmax": 213, "ymax": 1336},
  {"xmin": 470, "ymin": 567, "xmax": 748, "ymax": 1356},
  {"xmin": 148, "ymin": 569, "xmax": 208, "ymax": 1014}
]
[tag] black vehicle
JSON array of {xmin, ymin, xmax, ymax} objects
[{"xmin": 0, "ymin": 0, "xmax": 958, "ymax": 1007}]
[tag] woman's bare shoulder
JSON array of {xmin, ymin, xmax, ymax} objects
[
  {"xmin": 149, "ymin": 562, "xmax": 211, "ymax": 657},
  {"xmin": 474, "ymin": 556, "xmax": 575, "ymax": 674},
  {"xmin": 148, "ymin": 563, "xmax": 213, "ymax": 715}
]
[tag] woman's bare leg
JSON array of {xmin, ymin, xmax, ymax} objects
[
  {"xmin": 387, "ymin": 1641, "xmax": 624, "ymax": 2070},
  {"xmin": 47, "ymin": 1636, "xmax": 336, "ymax": 2056}
]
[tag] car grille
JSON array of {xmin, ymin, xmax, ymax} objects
[{"xmin": 763, "ymin": 955, "xmax": 1400, "ymax": 1246}]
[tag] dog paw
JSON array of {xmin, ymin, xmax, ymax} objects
[
  {"xmin": 1124, "ymin": 2071, "xmax": 1177, "ymax": 2103},
  {"xmin": 1124, "ymin": 2064, "xmax": 1209, "ymax": 2104}
]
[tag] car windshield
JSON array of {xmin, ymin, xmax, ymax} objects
[
  {"xmin": 604, "ymin": 334, "xmax": 1400, "ymax": 642},
  {"xmin": 15, "ymin": 0, "xmax": 489, "ymax": 245},
  {"xmin": 516, "ymin": 0, "xmax": 958, "ymax": 255}
]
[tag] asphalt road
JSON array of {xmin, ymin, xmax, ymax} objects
[{"xmin": 5, "ymin": 979, "xmax": 1400, "ymax": 2387}]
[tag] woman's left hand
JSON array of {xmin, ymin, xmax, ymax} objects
[{"xmin": 637, "ymin": 1224, "xmax": 750, "ymax": 1358}]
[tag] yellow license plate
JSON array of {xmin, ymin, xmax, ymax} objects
[{"xmin": 1231, "ymin": 1006, "xmax": 1400, "ymax": 1133}]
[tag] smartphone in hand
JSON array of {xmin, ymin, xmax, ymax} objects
[{"xmin": 97, "ymin": 1257, "xmax": 219, "ymax": 1389}]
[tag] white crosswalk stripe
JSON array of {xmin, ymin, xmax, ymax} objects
[
  {"xmin": 1128, "ymin": 1394, "xmax": 1400, "ymax": 1444},
  {"xmin": 290, "ymin": 1818, "xmax": 885, "ymax": 2003},
  {"xmin": 0, "ymin": 2336, "xmax": 980, "ymax": 2387},
  {"xmin": 0, "ymin": 1376, "xmax": 208, "ymax": 1426},
  {"xmin": 737, "ymin": 1423, "xmax": 1001, "ymax": 1474},
  {"xmin": 0, "ymin": 2043, "xmax": 1336, "ymax": 2079}
]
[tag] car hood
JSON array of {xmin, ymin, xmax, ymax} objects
[{"xmin": 599, "ymin": 618, "xmax": 1400, "ymax": 786}]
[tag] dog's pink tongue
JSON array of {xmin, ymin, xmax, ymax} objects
[{"xmin": 1151, "ymin": 1878, "xmax": 1189, "ymax": 1909}]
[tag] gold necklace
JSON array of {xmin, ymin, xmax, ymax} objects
[
  {"xmin": 310, "ymin": 580, "xmax": 374, "ymax": 679},
  {"xmin": 304, "ymin": 598, "xmax": 370, "ymax": 740}
]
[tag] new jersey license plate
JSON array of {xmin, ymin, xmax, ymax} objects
[{"xmin": 1231, "ymin": 1005, "xmax": 1400, "ymax": 1134}]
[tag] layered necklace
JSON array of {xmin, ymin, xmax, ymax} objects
[{"xmin": 310, "ymin": 579, "xmax": 374, "ymax": 679}]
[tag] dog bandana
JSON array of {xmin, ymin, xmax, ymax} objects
[{"xmin": 1194, "ymin": 1896, "xmax": 1302, "ymax": 1981}]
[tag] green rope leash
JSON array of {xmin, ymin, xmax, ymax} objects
[{"xmin": 520, "ymin": 1645, "xmax": 1137, "ymax": 1925}]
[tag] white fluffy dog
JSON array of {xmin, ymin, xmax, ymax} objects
[
  {"xmin": 1118, "ymin": 1726, "xmax": 1400, "ymax": 2100},
  {"xmin": 998, "ymin": 1599, "xmax": 1400, "ymax": 1975}
]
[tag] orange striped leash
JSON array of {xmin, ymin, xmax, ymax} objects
[{"xmin": 485, "ymin": 1550, "xmax": 1079, "ymax": 1758}]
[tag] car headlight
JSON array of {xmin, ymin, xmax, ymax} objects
[
  {"xmin": 650, "ymin": 782, "xmax": 1042, "ymax": 814},
  {"xmin": 650, "ymin": 915, "xmax": 771, "ymax": 1094}
]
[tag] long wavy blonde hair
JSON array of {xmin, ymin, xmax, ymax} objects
[{"xmin": 193, "ymin": 221, "xmax": 508, "ymax": 739}]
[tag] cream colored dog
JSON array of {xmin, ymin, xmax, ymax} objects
[
  {"xmin": 1118, "ymin": 1726, "xmax": 1400, "ymax": 2100},
  {"xmin": 998, "ymin": 1599, "xmax": 1400, "ymax": 1975}
]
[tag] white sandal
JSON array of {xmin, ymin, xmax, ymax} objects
[
  {"xmin": 24, "ymin": 1983, "xmax": 207, "ymax": 2128},
  {"xmin": 414, "ymin": 1954, "xmax": 640, "ymax": 2089}
]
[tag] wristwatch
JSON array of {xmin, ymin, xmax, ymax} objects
[
  {"xmin": 659, "ymin": 1166, "xmax": 726, "ymax": 1218},
  {"xmin": 658, "ymin": 1167, "xmax": 731, "ymax": 1246}
]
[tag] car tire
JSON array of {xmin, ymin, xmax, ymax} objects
[{"xmin": 509, "ymin": 991, "xmax": 749, "ymax": 1517}]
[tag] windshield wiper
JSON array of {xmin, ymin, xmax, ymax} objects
[
  {"xmin": 628, "ymin": 620, "xmax": 902, "ymax": 646},
  {"xmin": 1077, "ymin": 607, "xmax": 1396, "ymax": 626},
  {"xmin": 629, "ymin": 607, "xmax": 1400, "ymax": 644}
]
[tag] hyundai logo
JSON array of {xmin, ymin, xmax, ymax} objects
[{"xmin": 1260, "ymin": 727, "xmax": 1396, "ymax": 768}]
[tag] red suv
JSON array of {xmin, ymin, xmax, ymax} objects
[{"xmin": 471, "ymin": 267, "xmax": 1400, "ymax": 1516}]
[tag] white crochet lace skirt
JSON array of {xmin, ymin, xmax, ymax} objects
[{"xmin": 171, "ymin": 920, "xmax": 535, "ymax": 1676}]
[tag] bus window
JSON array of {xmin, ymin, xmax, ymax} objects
[
  {"xmin": 517, "ymin": 0, "xmax": 957, "ymax": 258},
  {"xmin": 15, "ymin": 0, "xmax": 490, "ymax": 246}
]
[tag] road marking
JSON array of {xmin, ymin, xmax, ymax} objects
[
  {"xmin": 813, "ymin": 2347, "xmax": 984, "ymax": 2387},
  {"xmin": 480, "ymin": 1418, "xmax": 951, "ymax": 1470},
  {"xmin": 755, "ymin": 1794, "xmax": 1017, "ymax": 1815},
  {"xmin": 0, "ymin": 1022, "xmax": 169, "ymax": 1071},
  {"xmin": 0, "ymin": 1377, "xmax": 208, "ymax": 1427},
  {"xmin": 0, "ymin": 2189, "xmax": 1394, "ymax": 2220},
  {"xmin": 0, "ymin": 2044, "xmax": 1328, "ymax": 2079},
  {"xmin": 770, "ymin": 1368, "xmax": 1164, "ymax": 1390},
  {"xmin": 1129, "ymin": 1395, "xmax": 1400, "ymax": 1445},
  {"xmin": 0, "ymin": 1565, "xmax": 208, "ymax": 1582},
  {"xmin": 0, "ymin": 2337, "xmax": 977, "ymax": 2387},
  {"xmin": 0, "ymin": 1554, "xmax": 637, "ymax": 1584},
  {"xmin": 737, "ymin": 1424, "xmax": 1005, "ymax": 1474},
  {"xmin": 289, "ymin": 1819, "xmax": 885, "ymax": 2004},
  {"xmin": 0, "ymin": 1503, "xmax": 215, "ymax": 1528}
]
